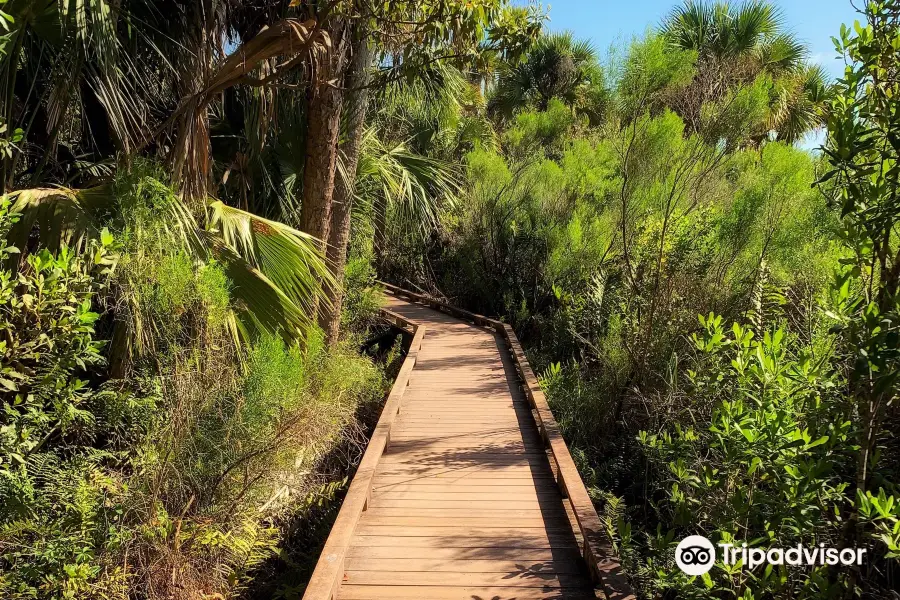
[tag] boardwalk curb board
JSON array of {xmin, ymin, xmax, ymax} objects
[{"xmin": 303, "ymin": 313, "xmax": 426, "ymax": 599}]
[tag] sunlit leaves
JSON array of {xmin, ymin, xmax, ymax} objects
[
  {"xmin": 4, "ymin": 175, "xmax": 332, "ymax": 346},
  {"xmin": 820, "ymin": 0, "xmax": 900, "ymax": 504}
]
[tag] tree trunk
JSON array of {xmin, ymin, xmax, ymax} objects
[
  {"xmin": 320, "ymin": 24, "xmax": 372, "ymax": 345},
  {"xmin": 299, "ymin": 20, "xmax": 348, "ymax": 248},
  {"xmin": 171, "ymin": 5, "xmax": 217, "ymax": 212},
  {"xmin": 373, "ymin": 193, "xmax": 388, "ymax": 271}
]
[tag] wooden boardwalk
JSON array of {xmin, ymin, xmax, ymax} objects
[{"xmin": 304, "ymin": 286, "xmax": 633, "ymax": 600}]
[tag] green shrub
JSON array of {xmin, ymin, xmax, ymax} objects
[
  {"xmin": 0, "ymin": 167, "xmax": 391, "ymax": 599},
  {"xmin": 0, "ymin": 198, "xmax": 135, "ymax": 599},
  {"xmin": 635, "ymin": 314, "xmax": 855, "ymax": 598},
  {"xmin": 340, "ymin": 257, "xmax": 383, "ymax": 337}
]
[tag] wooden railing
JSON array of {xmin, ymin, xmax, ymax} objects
[
  {"xmin": 302, "ymin": 308, "xmax": 425, "ymax": 600},
  {"xmin": 377, "ymin": 281, "xmax": 636, "ymax": 600}
]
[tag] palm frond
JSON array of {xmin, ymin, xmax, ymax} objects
[
  {"xmin": 726, "ymin": 1, "xmax": 780, "ymax": 55},
  {"xmin": 490, "ymin": 60, "xmax": 534, "ymax": 119},
  {"xmin": 357, "ymin": 130, "xmax": 461, "ymax": 236},
  {"xmin": 206, "ymin": 200, "xmax": 334, "ymax": 315},
  {"xmin": 201, "ymin": 19, "xmax": 331, "ymax": 103},
  {"xmin": 375, "ymin": 62, "xmax": 469, "ymax": 156},
  {"xmin": 664, "ymin": 1, "xmax": 787, "ymax": 60},
  {"xmin": 490, "ymin": 30, "xmax": 603, "ymax": 120},
  {"xmin": 800, "ymin": 63, "xmax": 831, "ymax": 103},
  {"xmin": 767, "ymin": 63, "xmax": 831, "ymax": 143},
  {"xmin": 6, "ymin": 185, "xmax": 113, "ymax": 253},
  {"xmin": 200, "ymin": 231, "xmax": 312, "ymax": 342},
  {"xmin": 4, "ymin": 182, "xmax": 330, "ymax": 343},
  {"xmin": 58, "ymin": 0, "xmax": 119, "ymax": 66},
  {"xmin": 756, "ymin": 33, "xmax": 807, "ymax": 74},
  {"xmin": 662, "ymin": 1, "xmax": 715, "ymax": 52}
]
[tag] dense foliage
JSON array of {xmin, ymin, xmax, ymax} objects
[
  {"xmin": 0, "ymin": 184, "xmax": 387, "ymax": 598},
  {"xmin": 0, "ymin": 0, "xmax": 519, "ymax": 597},
  {"xmin": 2, "ymin": 0, "xmax": 899, "ymax": 598}
]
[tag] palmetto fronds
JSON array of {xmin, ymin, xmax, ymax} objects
[
  {"xmin": 6, "ymin": 182, "xmax": 330, "ymax": 347},
  {"xmin": 356, "ymin": 129, "xmax": 461, "ymax": 236},
  {"xmin": 0, "ymin": 3, "xmax": 339, "ymax": 348},
  {"xmin": 491, "ymin": 31, "xmax": 606, "ymax": 124},
  {"xmin": 169, "ymin": 17, "xmax": 332, "ymax": 203},
  {"xmin": 661, "ymin": 1, "xmax": 827, "ymax": 144},
  {"xmin": 207, "ymin": 200, "xmax": 333, "ymax": 313},
  {"xmin": 662, "ymin": 0, "xmax": 783, "ymax": 59},
  {"xmin": 768, "ymin": 64, "xmax": 832, "ymax": 144},
  {"xmin": 755, "ymin": 32, "xmax": 807, "ymax": 74},
  {"xmin": 6, "ymin": 186, "xmax": 111, "ymax": 253},
  {"xmin": 375, "ymin": 62, "xmax": 468, "ymax": 155}
]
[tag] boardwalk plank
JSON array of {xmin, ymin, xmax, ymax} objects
[
  {"xmin": 343, "ymin": 571, "xmax": 589, "ymax": 587},
  {"xmin": 345, "ymin": 557, "xmax": 584, "ymax": 573},
  {"xmin": 345, "ymin": 546, "xmax": 582, "ymax": 561},
  {"xmin": 358, "ymin": 516, "xmax": 571, "ymax": 528},
  {"xmin": 350, "ymin": 535, "xmax": 579, "ymax": 548}
]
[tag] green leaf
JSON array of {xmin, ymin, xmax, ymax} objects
[
  {"xmin": 805, "ymin": 435, "xmax": 829, "ymax": 450},
  {"xmin": 748, "ymin": 456, "xmax": 762, "ymax": 474},
  {"xmin": 206, "ymin": 201, "xmax": 334, "ymax": 317},
  {"xmin": 6, "ymin": 186, "xmax": 114, "ymax": 253}
]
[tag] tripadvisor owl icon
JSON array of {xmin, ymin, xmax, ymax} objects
[{"xmin": 675, "ymin": 535, "xmax": 715, "ymax": 576}]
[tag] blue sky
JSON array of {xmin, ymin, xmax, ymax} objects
[{"xmin": 540, "ymin": 0, "xmax": 859, "ymax": 80}]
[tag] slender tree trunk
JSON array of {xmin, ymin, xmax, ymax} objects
[
  {"xmin": 299, "ymin": 20, "xmax": 348, "ymax": 247},
  {"xmin": 320, "ymin": 24, "xmax": 372, "ymax": 344},
  {"xmin": 373, "ymin": 194, "xmax": 388, "ymax": 270}
]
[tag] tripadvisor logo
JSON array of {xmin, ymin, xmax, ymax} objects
[
  {"xmin": 675, "ymin": 535, "xmax": 867, "ymax": 576},
  {"xmin": 675, "ymin": 536, "xmax": 716, "ymax": 575}
]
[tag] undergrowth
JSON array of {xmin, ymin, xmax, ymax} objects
[{"xmin": 0, "ymin": 173, "xmax": 388, "ymax": 599}]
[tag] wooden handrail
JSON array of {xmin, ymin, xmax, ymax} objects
[
  {"xmin": 302, "ymin": 310, "xmax": 425, "ymax": 600},
  {"xmin": 377, "ymin": 281, "xmax": 636, "ymax": 600}
]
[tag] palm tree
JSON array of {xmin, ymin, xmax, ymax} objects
[
  {"xmin": 490, "ymin": 32, "xmax": 607, "ymax": 124},
  {"xmin": 660, "ymin": 0, "xmax": 829, "ymax": 142},
  {"xmin": 0, "ymin": 0, "xmax": 520, "ymax": 348},
  {"xmin": 321, "ymin": 21, "xmax": 373, "ymax": 344},
  {"xmin": 662, "ymin": 1, "xmax": 786, "ymax": 61},
  {"xmin": 0, "ymin": 1, "xmax": 339, "ymax": 349},
  {"xmin": 0, "ymin": 0, "xmax": 337, "ymax": 197},
  {"xmin": 300, "ymin": 17, "xmax": 348, "ymax": 254}
]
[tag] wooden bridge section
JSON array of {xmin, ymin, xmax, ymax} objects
[{"xmin": 304, "ymin": 284, "xmax": 634, "ymax": 600}]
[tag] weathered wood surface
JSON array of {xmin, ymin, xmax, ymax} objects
[
  {"xmin": 302, "ymin": 320, "xmax": 426, "ymax": 600},
  {"xmin": 304, "ymin": 286, "xmax": 634, "ymax": 600}
]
